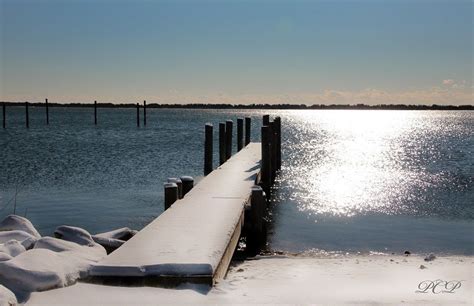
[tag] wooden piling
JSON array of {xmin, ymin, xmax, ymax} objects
[
  {"xmin": 204, "ymin": 123, "xmax": 213, "ymax": 175},
  {"xmin": 164, "ymin": 182, "xmax": 178, "ymax": 210},
  {"xmin": 136, "ymin": 103, "xmax": 140, "ymax": 127},
  {"xmin": 94, "ymin": 101, "xmax": 97, "ymax": 125},
  {"xmin": 2, "ymin": 103, "xmax": 5, "ymax": 129},
  {"xmin": 247, "ymin": 185, "xmax": 266, "ymax": 255},
  {"xmin": 274, "ymin": 116, "xmax": 281, "ymax": 170},
  {"xmin": 45, "ymin": 98, "xmax": 49, "ymax": 125},
  {"xmin": 219, "ymin": 122, "xmax": 226, "ymax": 165},
  {"xmin": 167, "ymin": 178, "xmax": 183, "ymax": 199},
  {"xmin": 237, "ymin": 118, "xmax": 244, "ymax": 152},
  {"xmin": 180, "ymin": 176, "xmax": 194, "ymax": 197},
  {"xmin": 245, "ymin": 117, "xmax": 251, "ymax": 145},
  {"xmin": 263, "ymin": 114, "xmax": 270, "ymax": 126},
  {"xmin": 225, "ymin": 120, "xmax": 233, "ymax": 160},
  {"xmin": 261, "ymin": 125, "xmax": 272, "ymax": 196},
  {"xmin": 25, "ymin": 102, "xmax": 29, "ymax": 128},
  {"xmin": 143, "ymin": 100, "xmax": 147, "ymax": 126},
  {"xmin": 270, "ymin": 121, "xmax": 277, "ymax": 182}
]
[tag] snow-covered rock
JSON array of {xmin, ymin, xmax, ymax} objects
[
  {"xmin": 0, "ymin": 215, "xmax": 41, "ymax": 239},
  {"xmin": 92, "ymin": 227, "xmax": 137, "ymax": 253},
  {"xmin": 54, "ymin": 226, "xmax": 95, "ymax": 246},
  {"xmin": 34, "ymin": 237, "xmax": 106, "ymax": 260},
  {"xmin": 0, "ymin": 285, "xmax": 17, "ymax": 306},
  {"xmin": 0, "ymin": 240, "xmax": 25, "ymax": 257},
  {"xmin": 0, "ymin": 231, "xmax": 37, "ymax": 249},
  {"xmin": 0, "ymin": 253, "xmax": 12, "ymax": 262}
]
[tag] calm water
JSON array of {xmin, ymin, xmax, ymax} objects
[{"xmin": 0, "ymin": 108, "xmax": 472, "ymax": 255}]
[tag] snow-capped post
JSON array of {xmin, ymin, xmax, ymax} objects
[
  {"xmin": 2, "ymin": 103, "xmax": 5, "ymax": 128},
  {"xmin": 45, "ymin": 98, "xmax": 49, "ymax": 125},
  {"xmin": 25, "ymin": 102, "xmax": 29, "ymax": 128},
  {"xmin": 263, "ymin": 114, "xmax": 270, "ymax": 126},
  {"xmin": 168, "ymin": 178, "xmax": 183, "ymax": 199},
  {"xmin": 274, "ymin": 116, "xmax": 281, "ymax": 170},
  {"xmin": 247, "ymin": 185, "xmax": 266, "ymax": 255},
  {"xmin": 261, "ymin": 125, "xmax": 272, "ymax": 196},
  {"xmin": 136, "ymin": 103, "xmax": 140, "ymax": 127},
  {"xmin": 180, "ymin": 176, "xmax": 194, "ymax": 197},
  {"xmin": 219, "ymin": 122, "xmax": 226, "ymax": 165},
  {"xmin": 237, "ymin": 118, "xmax": 244, "ymax": 151},
  {"xmin": 270, "ymin": 120, "xmax": 277, "ymax": 182},
  {"xmin": 164, "ymin": 182, "xmax": 178, "ymax": 210},
  {"xmin": 204, "ymin": 123, "xmax": 213, "ymax": 175},
  {"xmin": 225, "ymin": 120, "xmax": 233, "ymax": 160},
  {"xmin": 245, "ymin": 117, "xmax": 251, "ymax": 145},
  {"xmin": 143, "ymin": 100, "xmax": 147, "ymax": 126},
  {"xmin": 94, "ymin": 100, "xmax": 97, "ymax": 125}
]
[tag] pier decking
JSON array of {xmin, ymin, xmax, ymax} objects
[{"xmin": 90, "ymin": 143, "xmax": 261, "ymax": 285}]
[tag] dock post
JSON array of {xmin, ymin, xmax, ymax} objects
[
  {"xmin": 261, "ymin": 125, "xmax": 272, "ymax": 196},
  {"xmin": 270, "ymin": 121, "xmax": 277, "ymax": 182},
  {"xmin": 143, "ymin": 100, "xmax": 147, "ymax": 126},
  {"xmin": 219, "ymin": 123, "xmax": 226, "ymax": 165},
  {"xmin": 45, "ymin": 98, "xmax": 49, "ymax": 125},
  {"xmin": 225, "ymin": 120, "xmax": 233, "ymax": 160},
  {"xmin": 164, "ymin": 182, "xmax": 178, "ymax": 210},
  {"xmin": 263, "ymin": 114, "xmax": 270, "ymax": 126},
  {"xmin": 237, "ymin": 118, "xmax": 244, "ymax": 151},
  {"xmin": 180, "ymin": 176, "xmax": 194, "ymax": 197},
  {"xmin": 274, "ymin": 116, "xmax": 281, "ymax": 170},
  {"xmin": 204, "ymin": 123, "xmax": 213, "ymax": 175},
  {"xmin": 2, "ymin": 103, "xmax": 5, "ymax": 129},
  {"xmin": 167, "ymin": 178, "xmax": 183, "ymax": 199},
  {"xmin": 245, "ymin": 117, "xmax": 251, "ymax": 145},
  {"xmin": 136, "ymin": 103, "xmax": 140, "ymax": 127},
  {"xmin": 25, "ymin": 102, "xmax": 29, "ymax": 128},
  {"xmin": 94, "ymin": 101, "xmax": 97, "ymax": 125},
  {"xmin": 247, "ymin": 185, "xmax": 266, "ymax": 255}
]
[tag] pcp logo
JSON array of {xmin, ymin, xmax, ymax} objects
[{"xmin": 416, "ymin": 279, "xmax": 463, "ymax": 294}]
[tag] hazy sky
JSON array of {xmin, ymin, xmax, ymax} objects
[{"xmin": 0, "ymin": 0, "xmax": 472, "ymax": 105}]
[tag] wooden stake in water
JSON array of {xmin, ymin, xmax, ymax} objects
[
  {"xmin": 263, "ymin": 114, "xmax": 270, "ymax": 126},
  {"xmin": 274, "ymin": 116, "xmax": 281, "ymax": 170},
  {"xmin": 225, "ymin": 120, "xmax": 233, "ymax": 160},
  {"xmin": 45, "ymin": 98, "xmax": 49, "ymax": 125},
  {"xmin": 164, "ymin": 182, "xmax": 178, "ymax": 210},
  {"xmin": 2, "ymin": 103, "xmax": 5, "ymax": 129},
  {"xmin": 204, "ymin": 123, "xmax": 213, "ymax": 175},
  {"xmin": 94, "ymin": 101, "xmax": 97, "ymax": 125},
  {"xmin": 270, "ymin": 121, "xmax": 277, "ymax": 182},
  {"xmin": 245, "ymin": 117, "xmax": 251, "ymax": 145},
  {"xmin": 143, "ymin": 100, "xmax": 147, "ymax": 126},
  {"xmin": 237, "ymin": 118, "xmax": 244, "ymax": 152},
  {"xmin": 180, "ymin": 176, "xmax": 194, "ymax": 197},
  {"xmin": 219, "ymin": 122, "xmax": 226, "ymax": 165},
  {"xmin": 261, "ymin": 125, "xmax": 272, "ymax": 196},
  {"xmin": 136, "ymin": 103, "xmax": 140, "ymax": 127},
  {"xmin": 25, "ymin": 102, "xmax": 29, "ymax": 129},
  {"xmin": 247, "ymin": 185, "xmax": 266, "ymax": 255}
]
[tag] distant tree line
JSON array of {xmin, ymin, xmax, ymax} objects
[{"xmin": 1, "ymin": 101, "xmax": 473, "ymax": 110}]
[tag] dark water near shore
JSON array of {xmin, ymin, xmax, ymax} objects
[{"xmin": 0, "ymin": 108, "xmax": 473, "ymax": 255}]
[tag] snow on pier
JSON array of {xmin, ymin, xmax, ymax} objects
[{"xmin": 90, "ymin": 143, "xmax": 261, "ymax": 285}]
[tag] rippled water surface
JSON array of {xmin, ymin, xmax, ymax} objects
[{"xmin": 1, "ymin": 108, "xmax": 472, "ymax": 254}]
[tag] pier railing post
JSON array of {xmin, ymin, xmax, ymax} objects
[
  {"xmin": 245, "ymin": 117, "xmax": 251, "ymax": 145},
  {"xmin": 180, "ymin": 176, "xmax": 194, "ymax": 197},
  {"xmin": 263, "ymin": 114, "xmax": 270, "ymax": 126},
  {"xmin": 204, "ymin": 123, "xmax": 213, "ymax": 175},
  {"xmin": 219, "ymin": 122, "xmax": 226, "ymax": 165},
  {"xmin": 261, "ymin": 125, "xmax": 272, "ymax": 196},
  {"xmin": 25, "ymin": 102, "xmax": 29, "ymax": 129},
  {"xmin": 2, "ymin": 103, "xmax": 5, "ymax": 129},
  {"xmin": 143, "ymin": 100, "xmax": 147, "ymax": 126},
  {"xmin": 247, "ymin": 185, "xmax": 266, "ymax": 255},
  {"xmin": 237, "ymin": 118, "xmax": 244, "ymax": 151},
  {"xmin": 274, "ymin": 116, "xmax": 281, "ymax": 170},
  {"xmin": 45, "ymin": 98, "xmax": 49, "ymax": 125},
  {"xmin": 94, "ymin": 101, "xmax": 97, "ymax": 125},
  {"xmin": 164, "ymin": 182, "xmax": 178, "ymax": 210},
  {"xmin": 167, "ymin": 178, "xmax": 183, "ymax": 199},
  {"xmin": 225, "ymin": 120, "xmax": 233, "ymax": 160},
  {"xmin": 136, "ymin": 103, "xmax": 140, "ymax": 127}
]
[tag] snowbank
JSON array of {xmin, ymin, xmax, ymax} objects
[
  {"xmin": 0, "ymin": 215, "xmax": 41, "ymax": 239},
  {"xmin": 0, "ymin": 285, "xmax": 17, "ymax": 306}
]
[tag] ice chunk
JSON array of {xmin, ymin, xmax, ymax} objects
[
  {"xmin": 0, "ymin": 240, "xmax": 25, "ymax": 257},
  {"xmin": 0, "ymin": 215, "xmax": 41, "ymax": 239},
  {"xmin": 54, "ymin": 226, "xmax": 95, "ymax": 246}
]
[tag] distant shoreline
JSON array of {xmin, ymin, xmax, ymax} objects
[{"xmin": 1, "ymin": 102, "xmax": 472, "ymax": 110}]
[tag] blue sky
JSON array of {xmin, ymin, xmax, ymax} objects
[{"xmin": 0, "ymin": 0, "xmax": 472, "ymax": 104}]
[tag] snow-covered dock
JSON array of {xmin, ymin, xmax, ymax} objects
[{"xmin": 90, "ymin": 143, "xmax": 262, "ymax": 285}]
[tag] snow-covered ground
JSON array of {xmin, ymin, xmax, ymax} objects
[{"xmin": 26, "ymin": 254, "xmax": 473, "ymax": 305}]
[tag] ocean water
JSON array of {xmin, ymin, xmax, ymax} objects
[{"xmin": 0, "ymin": 107, "xmax": 472, "ymax": 255}]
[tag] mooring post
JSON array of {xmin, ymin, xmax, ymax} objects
[
  {"xmin": 167, "ymin": 178, "xmax": 183, "ymax": 199},
  {"xmin": 45, "ymin": 98, "xmax": 49, "ymax": 125},
  {"xmin": 180, "ymin": 176, "xmax": 194, "ymax": 197},
  {"xmin": 164, "ymin": 182, "xmax": 178, "ymax": 210},
  {"xmin": 2, "ymin": 103, "xmax": 5, "ymax": 129},
  {"xmin": 219, "ymin": 122, "xmax": 226, "ymax": 165},
  {"xmin": 261, "ymin": 125, "xmax": 272, "ymax": 196},
  {"xmin": 245, "ymin": 117, "xmax": 251, "ymax": 145},
  {"xmin": 263, "ymin": 114, "xmax": 270, "ymax": 126},
  {"xmin": 136, "ymin": 103, "xmax": 140, "ymax": 127},
  {"xmin": 204, "ymin": 123, "xmax": 213, "ymax": 175},
  {"xmin": 143, "ymin": 100, "xmax": 147, "ymax": 126},
  {"xmin": 94, "ymin": 101, "xmax": 97, "ymax": 125},
  {"xmin": 25, "ymin": 102, "xmax": 29, "ymax": 129},
  {"xmin": 225, "ymin": 120, "xmax": 233, "ymax": 160},
  {"xmin": 247, "ymin": 185, "xmax": 266, "ymax": 255},
  {"xmin": 274, "ymin": 116, "xmax": 281, "ymax": 170},
  {"xmin": 237, "ymin": 118, "xmax": 244, "ymax": 152},
  {"xmin": 270, "ymin": 121, "xmax": 277, "ymax": 182}
]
